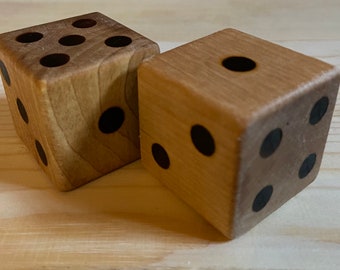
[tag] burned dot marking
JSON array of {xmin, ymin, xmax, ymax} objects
[
  {"xmin": 252, "ymin": 185, "xmax": 273, "ymax": 212},
  {"xmin": 105, "ymin": 36, "xmax": 132, "ymax": 47},
  {"xmin": 309, "ymin": 97, "xmax": 329, "ymax": 125},
  {"xmin": 35, "ymin": 140, "xmax": 48, "ymax": 166},
  {"xmin": 16, "ymin": 98, "xmax": 29, "ymax": 124},
  {"xmin": 152, "ymin": 143, "xmax": 170, "ymax": 169},
  {"xmin": 222, "ymin": 56, "xmax": 256, "ymax": 72},
  {"xmin": 59, "ymin": 35, "xmax": 85, "ymax": 46},
  {"xmin": 98, "ymin": 107, "xmax": 125, "ymax": 134},
  {"xmin": 191, "ymin": 125, "xmax": 215, "ymax": 156},
  {"xmin": 299, "ymin": 153, "xmax": 317, "ymax": 179},
  {"xmin": 72, "ymin": 18, "xmax": 97, "ymax": 28},
  {"xmin": 0, "ymin": 60, "xmax": 10, "ymax": 86},
  {"xmin": 16, "ymin": 32, "xmax": 43, "ymax": 43},
  {"xmin": 260, "ymin": 128, "xmax": 282, "ymax": 158},
  {"xmin": 40, "ymin": 53, "xmax": 70, "ymax": 67}
]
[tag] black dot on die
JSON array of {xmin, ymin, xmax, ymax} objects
[
  {"xmin": 299, "ymin": 153, "xmax": 317, "ymax": 179},
  {"xmin": 309, "ymin": 97, "xmax": 329, "ymax": 125},
  {"xmin": 40, "ymin": 53, "xmax": 70, "ymax": 68},
  {"xmin": 16, "ymin": 98, "xmax": 29, "ymax": 124},
  {"xmin": 252, "ymin": 185, "xmax": 273, "ymax": 212},
  {"xmin": 152, "ymin": 143, "xmax": 170, "ymax": 169},
  {"xmin": 35, "ymin": 140, "xmax": 48, "ymax": 166},
  {"xmin": 222, "ymin": 56, "xmax": 256, "ymax": 72},
  {"xmin": 98, "ymin": 107, "xmax": 125, "ymax": 134},
  {"xmin": 0, "ymin": 60, "xmax": 11, "ymax": 86},
  {"xmin": 105, "ymin": 36, "xmax": 132, "ymax": 47},
  {"xmin": 16, "ymin": 32, "xmax": 43, "ymax": 43},
  {"xmin": 191, "ymin": 125, "xmax": 215, "ymax": 156},
  {"xmin": 59, "ymin": 35, "xmax": 85, "ymax": 46},
  {"xmin": 260, "ymin": 128, "xmax": 282, "ymax": 158},
  {"xmin": 72, "ymin": 18, "xmax": 97, "ymax": 28}
]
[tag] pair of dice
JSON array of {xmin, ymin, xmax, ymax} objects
[{"xmin": 0, "ymin": 12, "xmax": 339, "ymax": 238}]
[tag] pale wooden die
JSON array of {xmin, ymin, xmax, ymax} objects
[
  {"xmin": 0, "ymin": 12, "xmax": 159, "ymax": 190},
  {"xmin": 138, "ymin": 29, "xmax": 340, "ymax": 238}
]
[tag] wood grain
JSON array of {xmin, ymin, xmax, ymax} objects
[
  {"xmin": 0, "ymin": 1, "xmax": 340, "ymax": 269},
  {"xmin": 0, "ymin": 12, "xmax": 159, "ymax": 190},
  {"xmin": 138, "ymin": 28, "xmax": 340, "ymax": 238}
]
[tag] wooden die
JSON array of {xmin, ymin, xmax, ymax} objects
[
  {"xmin": 138, "ymin": 29, "xmax": 340, "ymax": 238},
  {"xmin": 0, "ymin": 12, "xmax": 159, "ymax": 190}
]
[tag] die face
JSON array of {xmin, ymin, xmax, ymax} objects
[
  {"xmin": 0, "ymin": 55, "xmax": 70, "ymax": 189},
  {"xmin": 234, "ymin": 78, "xmax": 339, "ymax": 237},
  {"xmin": 0, "ymin": 12, "xmax": 159, "ymax": 190},
  {"xmin": 0, "ymin": 12, "xmax": 157, "ymax": 82},
  {"xmin": 139, "ymin": 29, "xmax": 336, "ymax": 124},
  {"xmin": 139, "ymin": 116, "xmax": 240, "ymax": 238},
  {"xmin": 41, "ymin": 54, "xmax": 145, "ymax": 188},
  {"xmin": 138, "ymin": 28, "xmax": 340, "ymax": 238},
  {"xmin": 139, "ymin": 48, "xmax": 244, "ymax": 238}
]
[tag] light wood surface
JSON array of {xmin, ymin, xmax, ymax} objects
[{"xmin": 0, "ymin": 1, "xmax": 340, "ymax": 269}]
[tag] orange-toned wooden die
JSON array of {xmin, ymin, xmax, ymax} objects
[
  {"xmin": 0, "ymin": 12, "xmax": 159, "ymax": 190},
  {"xmin": 138, "ymin": 29, "xmax": 340, "ymax": 238}
]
